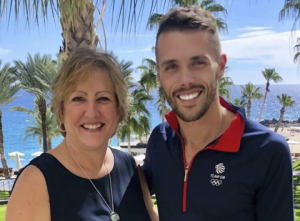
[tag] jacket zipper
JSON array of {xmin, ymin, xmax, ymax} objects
[{"xmin": 183, "ymin": 164, "xmax": 189, "ymax": 212}]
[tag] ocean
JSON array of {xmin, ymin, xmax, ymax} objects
[{"xmin": 2, "ymin": 84, "xmax": 300, "ymax": 170}]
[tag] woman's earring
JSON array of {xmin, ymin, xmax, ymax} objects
[{"xmin": 59, "ymin": 123, "xmax": 66, "ymax": 133}]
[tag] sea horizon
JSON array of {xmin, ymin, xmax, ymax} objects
[{"xmin": 2, "ymin": 84, "xmax": 300, "ymax": 171}]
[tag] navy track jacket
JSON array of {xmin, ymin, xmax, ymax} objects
[{"xmin": 143, "ymin": 97, "xmax": 294, "ymax": 221}]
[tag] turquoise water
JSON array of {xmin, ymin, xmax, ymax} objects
[{"xmin": 2, "ymin": 85, "xmax": 300, "ymax": 170}]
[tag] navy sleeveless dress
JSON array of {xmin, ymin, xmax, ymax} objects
[{"xmin": 13, "ymin": 148, "xmax": 151, "ymax": 221}]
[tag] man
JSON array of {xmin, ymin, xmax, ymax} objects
[{"xmin": 142, "ymin": 6, "xmax": 294, "ymax": 221}]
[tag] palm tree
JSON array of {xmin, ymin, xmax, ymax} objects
[
  {"xmin": 241, "ymin": 83, "xmax": 263, "ymax": 119},
  {"xmin": 155, "ymin": 97, "xmax": 171, "ymax": 118},
  {"xmin": 147, "ymin": 0, "xmax": 228, "ymax": 32},
  {"xmin": 274, "ymin": 94, "xmax": 296, "ymax": 132},
  {"xmin": 258, "ymin": 68, "xmax": 283, "ymax": 122},
  {"xmin": 119, "ymin": 59, "xmax": 136, "ymax": 89},
  {"xmin": 293, "ymin": 38, "xmax": 300, "ymax": 65},
  {"xmin": 11, "ymin": 103, "xmax": 60, "ymax": 150},
  {"xmin": 13, "ymin": 53, "xmax": 57, "ymax": 152},
  {"xmin": 279, "ymin": 0, "xmax": 300, "ymax": 33},
  {"xmin": 138, "ymin": 58, "xmax": 168, "ymax": 122},
  {"xmin": 280, "ymin": 1, "xmax": 300, "ymax": 67},
  {"xmin": 0, "ymin": 1, "xmax": 178, "ymax": 59},
  {"xmin": 218, "ymin": 76, "xmax": 234, "ymax": 100},
  {"xmin": 233, "ymin": 98, "xmax": 247, "ymax": 107},
  {"xmin": 117, "ymin": 88, "xmax": 152, "ymax": 154},
  {"xmin": 117, "ymin": 60, "xmax": 151, "ymax": 153},
  {"xmin": 0, "ymin": 61, "xmax": 19, "ymax": 178}
]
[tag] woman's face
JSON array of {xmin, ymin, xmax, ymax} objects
[{"xmin": 62, "ymin": 67, "xmax": 118, "ymax": 151}]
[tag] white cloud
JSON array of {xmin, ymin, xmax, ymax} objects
[
  {"xmin": 237, "ymin": 30, "xmax": 275, "ymax": 38},
  {"xmin": 0, "ymin": 48, "xmax": 11, "ymax": 55},
  {"xmin": 222, "ymin": 30, "xmax": 300, "ymax": 68},
  {"xmin": 107, "ymin": 33, "xmax": 154, "ymax": 38},
  {"xmin": 115, "ymin": 46, "xmax": 153, "ymax": 54},
  {"xmin": 237, "ymin": 26, "xmax": 271, "ymax": 31}
]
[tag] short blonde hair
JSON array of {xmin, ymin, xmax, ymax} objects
[{"xmin": 51, "ymin": 48, "xmax": 128, "ymax": 136}]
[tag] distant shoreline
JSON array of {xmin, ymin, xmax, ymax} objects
[{"xmin": 260, "ymin": 118, "xmax": 300, "ymax": 128}]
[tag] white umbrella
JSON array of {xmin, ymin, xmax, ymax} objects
[
  {"xmin": 31, "ymin": 151, "xmax": 43, "ymax": 157},
  {"xmin": 287, "ymin": 140, "xmax": 300, "ymax": 154},
  {"xmin": 8, "ymin": 151, "xmax": 25, "ymax": 157},
  {"xmin": 134, "ymin": 154, "xmax": 145, "ymax": 165},
  {"xmin": 15, "ymin": 153, "xmax": 22, "ymax": 170},
  {"xmin": 287, "ymin": 140, "xmax": 300, "ymax": 145}
]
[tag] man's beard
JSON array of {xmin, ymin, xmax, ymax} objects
[{"xmin": 162, "ymin": 80, "xmax": 218, "ymax": 122}]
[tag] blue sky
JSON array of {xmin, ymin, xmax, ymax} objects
[{"xmin": 0, "ymin": 0, "xmax": 299, "ymax": 85}]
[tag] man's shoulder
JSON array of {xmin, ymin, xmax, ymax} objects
[
  {"xmin": 151, "ymin": 121, "xmax": 173, "ymax": 134},
  {"xmin": 243, "ymin": 119, "xmax": 289, "ymax": 154}
]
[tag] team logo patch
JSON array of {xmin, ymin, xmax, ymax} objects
[
  {"xmin": 215, "ymin": 163, "xmax": 225, "ymax": 174},
  {"xmin": 210, "ymin": 163, "xmax": 226, "ymax": 187},
  {"xmin": 210, "ymin": 179, "xmax": 222, "ymax": 186}
]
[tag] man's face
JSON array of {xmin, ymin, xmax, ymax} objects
[{"xmin": 156, "ymin": 30, "xmax": 226, "ymax": 122}]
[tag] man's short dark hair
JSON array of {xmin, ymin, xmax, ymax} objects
[{"xmin": 155, "ymin": 6, "xmax": 221, "ymax": 60}]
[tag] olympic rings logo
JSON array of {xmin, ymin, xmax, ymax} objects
[{"xmin": 210, "ymin": 179, "xmax": 222, "ymax": 186}]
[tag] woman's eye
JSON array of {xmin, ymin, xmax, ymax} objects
[
  {"xmin": 72, "ymin": 97, "xmax": 83, "ymax": 102},
  {"xmin": 98, "ymin": 97, "xmax": 110, "ymax": 101}
]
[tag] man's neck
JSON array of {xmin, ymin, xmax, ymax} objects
[{"xmin": 178, "ymin": 101, "xmax": 228, "ymax": 153}]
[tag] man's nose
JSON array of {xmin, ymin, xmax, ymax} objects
[{"xmin": 179, "ymin": 66, "xmax": 195, "ymax": 87}]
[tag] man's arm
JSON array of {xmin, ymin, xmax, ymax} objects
[{"xmin": 255, "ymin": 139, "xmax": 294, "ymax": 221}]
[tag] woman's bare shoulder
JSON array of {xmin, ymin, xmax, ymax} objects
[{"xmin": 5, "ymin": 165, "xmax": 50, "ymax": 221}]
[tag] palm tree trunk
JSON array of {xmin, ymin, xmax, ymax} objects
[
  {"xmin": 127, "ymin": 131, "xmax": 132, "ymax": 154},
  {"xmin": 59, "ymin": 1, "xmax": 103, "ymax": 60},
  {"xmin": 258, "ymin": 91, "xmax": 268, "ymax": 122},
  {"xmin": 0, "ymin": 111, "xmax": 9, "ymax": 178},
  {"xmin": 247, "ymin": 100, "xmax": 251, "ymax": 119},
  {"xmin": 38, "ymin": 97, "xmax": 48, "ymax": 152},
  {"xmin": 275, "ymin": 107, "xmax": 285, "ymax": 132},
  {"xmin": 47, "ymin": 139, "xmax": 52, "ymax": 150}
]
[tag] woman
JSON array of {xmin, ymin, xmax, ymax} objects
[{"xmin": 6, "ymin": 48, "xmax": 157, "ymax": 221}]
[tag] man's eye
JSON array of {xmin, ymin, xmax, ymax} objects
[
  {"xmin": 166, "ymin": 64, "xmax": 177, "ymax": 70},
  {"xmin": 72, "ymin": 97, "xmax": 84, "ymax": 102},
  {"xmin": 192, "ymin": 60, "xmax": 205, "ymax": 66}
]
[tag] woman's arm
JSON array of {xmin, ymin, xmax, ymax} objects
[
  {"xmin": 5, "ymin": 165, "xmax": 51, "ymax": 221},
  {"xmin": 137, "ymin": 165, "xmax": 159, "ymax": 221}
]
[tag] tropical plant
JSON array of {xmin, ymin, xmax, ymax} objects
[
  {"xmin": 117, "ymin": 88, "xmax": 152, "ymax": 154},
  {"xmin": 218, "ymin": 76, "xmax": 233, "ymax": 100},
  {"xmin": 241, "ymin": 83, "xmax": 263, "ymax": 119},
  {"xmin": 13, "ymin": 53, "xmax": 57, "ymax": 152},
  {"xmin": 138, "ymin": 58, "xmax": 168, "ymax": 122},
  {"xmin": 233, "ymin": 98, "xmax": 247, "ymax": 107},
  {"xmin": 0, "ymin": 61, "xmax": 19, "ymax": 178},
  {"xmin": 119, "ymin": 59, "xmax": 136, "ymax": 89},
  {"xmin": 117, "ymin": 61, "xmax": 151, "ymax": 153},
  {"xmin": 155, "ymin": 96, "xmax": 171, "ymax": 117},
  {"xmin": 293, "ymin": 38, "xmax": 300, "ymax": 65},
  {"xmin": 279, "ymin": 0, "xmax": 300, "ymax": 32},
  {"xmin": 0, "ymin": 1, "xmax": 178, "ymax": 59},
  {"xmin": 274, "ymin": 94, "xmax": 296, "ymax": 132},
  {"xmin": 279, "ymin": 1, "xmax": 300, "ymax": 67},
  {"xmin": 147, "ymin": 0, "xmax": 228, "ymax": 32},
  {"xmin": 258, "ymin": 68, "xmax": 283, "ymax": 122},
  {"xmin": 11, "ymin": 104, "xmax": 60, "ymax": 150}
]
